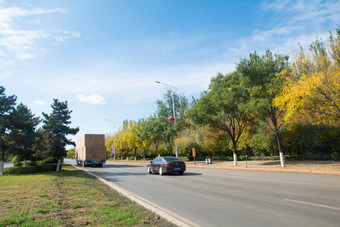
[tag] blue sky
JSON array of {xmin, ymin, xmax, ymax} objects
[{"xmin": 1, "ymin": 0, "xmax": 339, "ymax": 146}]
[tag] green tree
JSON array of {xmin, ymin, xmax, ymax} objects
[
  {"xmin": 155, "ymin": 90, "xmax": 189, "ymax": 156},
  {"xmin": 157, "ymin": 99, "xmax": 177, "ymax": 155},
  {"xmin": 136, "ymin": 119, "xmax": 151, "ymax": 159},
  {"xmin": 190, "ymin": 72, "xmax": 253, "ymax": 166},
  {"xmin": 8, "ymin": 103, "xmax": 41, "ymax": 164},
  {"xmin": 42, "ymin": 99, "xmax": 79, "ymax": 170},
  {"xmin": 237, "ymin": 50, "xmax": 289, "ymax": 167},
  {"xmin": 67, "ymin": 148, "xmax": 76, "ymax": 158},
  {"xmin": 31, "ymin": 128, "xmax": 47, "ymax": 160},
  {"xmin": 0, "ymin": 86, "xmax": 17, "ymax": 175},
  {"xmin": 142, "ymin": 114, "xmax": 164, "ymax": 155}
]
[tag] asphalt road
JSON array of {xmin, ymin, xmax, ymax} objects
[{"xmin": 65, "ymin": 160, "xmax": 340, "ymax": 227}]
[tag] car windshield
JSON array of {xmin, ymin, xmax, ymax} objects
[{"xmin": 163, "ymin": 157, "xmax": 181, "ymax": 162}]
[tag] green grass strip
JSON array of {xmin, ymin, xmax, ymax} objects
[{"xmin": 0, "ymin": 164, "xmax": 175, "ymax": 226}]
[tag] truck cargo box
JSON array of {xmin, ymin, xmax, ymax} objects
[{"xmin": 76, "ymin": 134, "xmax": 106, "ymax": 167}]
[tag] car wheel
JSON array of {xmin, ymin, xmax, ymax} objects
[
  {"xmin": 147, "ymin": 166, "xmax": 152, "ymax": 174},
  {"xmin": 159, "ymin": 166, "xmax": 163, "ymax": 175},
  {"xmin": 179, "ymin": 171, "xmax": 184, "ymax": 175}
]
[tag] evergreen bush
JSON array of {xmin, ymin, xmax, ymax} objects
[
  {"xmin": 11, "ymin": 156, "xmax": 23, "ymax": 167},
  {"xmin": 39, "ymin": 157, "xmax": 57, "ymax": 165}
]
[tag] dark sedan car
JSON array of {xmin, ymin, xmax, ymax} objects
[{"xmin": 147, "ymin": 156, "xmax": 186, "ymax": 175}]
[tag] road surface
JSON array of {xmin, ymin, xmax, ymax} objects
[{"xmin": 65, "ymin": 160, "xmax": 340, "ymax": 227}]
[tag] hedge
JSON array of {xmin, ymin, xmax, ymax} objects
[{"xmin": 4, "ymin": 164, "xmax": 57, "ymax": 175}]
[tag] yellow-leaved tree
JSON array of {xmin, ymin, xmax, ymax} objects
[{"xmin": 274, "ymin": 29, "xmax": 340, "ymax": 126}]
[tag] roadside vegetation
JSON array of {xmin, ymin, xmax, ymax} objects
[
  {"xmin": 0, "ymin": 164, "xmax": 174, "ymax": 226},
  {"xmin": 0, "ymin": 92, "xmax": 79, "ymax": 175},
  {"xmin": 105, "ymin": 29, "xmax": 340, "ymax": 166},
  {"xmin": 1, "ymin": 29, "xmax": 339, "ymax": 173}
]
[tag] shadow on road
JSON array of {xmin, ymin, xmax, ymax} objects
[
  {"xmin": 182, "ymin": 172, "xmax": 202, "ymax": 176},
  {"xmin": 105, "ymin": 171, "xmax": 147, "ymax": 176},
  {"xmin": 262, "ymin": 161, "xmax": 281, "ymax": 165},
  {"xmin": 152, "ymin": 172, "xmax": 202, "ymax": 177},
  {"xmin": 103, "ymin": 164, "xmax": 143, "ymax": 168}
]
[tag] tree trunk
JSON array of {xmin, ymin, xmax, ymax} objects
[
  {"xmin": 0, "ymin": 146, "xmax": 5, "ymax": 175},
  {"xmin": 276, "ymin": 132, "xmax": 285, "ymax": 167},
  {"xmin": 56, "ymin": 147, "xmax": 61, "ymax": 171},
  {"xmin": 232, "ymin": 141, "xmax": 238, "ymax": 166},
  {"xmin": 134, "ymin": 147, "xmax": 137, "ymax": 162},
  {"xmin": 233, "ymin": 152, "xmax": 238, "ymax": 166},
  {"xmin": 56, "ymin": 159, "xmax": 61, "ymax": 171},
  {"xmin": 269, "ymin": 107, "xmax": 285, "ymax": 167},
  {"xmin": 0, "ymin": 161, "xmax": 3, "ymax": 175}
]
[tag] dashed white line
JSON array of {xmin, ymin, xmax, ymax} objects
[{"xmin": 285, "ymin": 199, "xmax": 340, "ymax": 211}]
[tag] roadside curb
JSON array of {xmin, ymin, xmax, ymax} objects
[
  {"xmin": 72, "ymin": 164, "xmax": 198, "ymax": 227},
  {"xmin": 187, "ymin": 165, "xmax": 340, "ymax": 175}
]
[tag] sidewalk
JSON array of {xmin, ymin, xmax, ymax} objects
[{"xmin": 185, "ymin": 160, "xmax": 340, "ymax": 175}]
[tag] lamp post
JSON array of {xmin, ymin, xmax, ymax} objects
[
  {"xmin": 155, "ymin": 81, "xmax": 178, "ymax": 157},
  {"xmin": 105, "ymin": 119, "xmax": 116, "ymax": 160}
]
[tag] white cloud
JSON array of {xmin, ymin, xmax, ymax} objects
[
  {"xmin": 242, "ymin": 0, "xmax": 340, "ymax": 55},
  {"xmin": 77, "ymin": 94, "xmax": 107, "ymax": 105},
  {"xmin": 0, "ymin": 2, "xmax": 78, "ymax": 59},
  {"xmin": 33, "ymin": 100, "xmax": 46, "ymax": 105},
  {"xmin": 54, "ymin": 30, "xmax": 81, "ymax": 44},
  {"xmin": 0, "ymin": 60, "xmax": 15, "ymax": 78}
]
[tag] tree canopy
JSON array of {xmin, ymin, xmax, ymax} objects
[
  {"xmin": 8, "ymin": 103, "xmax": 40, "ymax": 163},
  {"xmin": 0, "ymin": 86, "xmax": 17, "ymax": 175},
  {"xmin": 274, "ymin": 30, "xmax": 340, "ymax": 126},
  {"xmin": 237, "ymin": 50, "xmax": 290, "ymax": 167},
  {"xmin": 190, "ymin": 72, "xmax": 253, "ymax": 166},
  {"xmin": 42, "ymin": 99, "xmax": 79, "ymax": 161}
]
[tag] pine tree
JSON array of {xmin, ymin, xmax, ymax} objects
[
  {"xmin": 9, "ymin": 103, "xmax": 41, "ymax": 164},
  {"xmin": 42, "ymin": 99, "xmax": 79, "ymax": 170},
  {"xmin": 0, "ymin": 86, "xmax": 17, "ymax": 175}
]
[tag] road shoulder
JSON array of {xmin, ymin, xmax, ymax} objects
[{"xmin": 72, "ymin": 163, "xmax": 198, "ymax": 227}]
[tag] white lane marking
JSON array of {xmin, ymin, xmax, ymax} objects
[{"xmin": 285, "ymin": 199, "xmax": 340, "ymax": 211}]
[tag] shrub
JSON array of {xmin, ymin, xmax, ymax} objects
[
  {"xmin": 11, "ymin": 156, "xmax": 23, "ymax": 167},
  {"xmin": 37, "ymin": 163, "xmax": 57, "ymax": 172},
  {"xmin": 281, "ymin": 123, "xmax": 340, "ymax": 157},
  {"xmin": 4, "ymin": 163, "xmax": 57, "ymax": 175},
  {"xmin": 4, "ymin": 166, "xmax": 38, "ymax": 174},
  {"xmin": 39, "ymin": 157, "xmax": 57, "ymax": 165},
  {"xmin": 332, "ymin": 154, "xmax": 340, "ymax": 161},
  {"xmin": 178, "ymin": 142, "xmax": 202, "ymax": 161}
]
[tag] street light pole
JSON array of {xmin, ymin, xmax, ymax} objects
[
  {"xmin": 105, "ymin": 119, "xmax": 116, "ymax": 160},
  {"xmin": 155, "ymin": 81, "xmax": 178, "ymax": 157}
]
